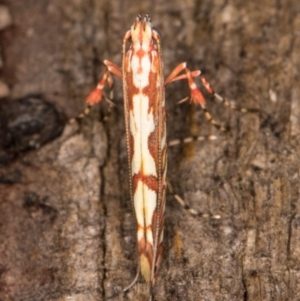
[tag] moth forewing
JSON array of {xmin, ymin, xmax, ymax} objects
[{"xmin": 122, "ymin": 15, "xmax": 167, "ymax": 287}]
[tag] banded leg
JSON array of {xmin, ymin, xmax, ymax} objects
[
  {"xmin": 199, "ymin": 73, "xmax": 259, "ymax": 113},
  {"xmin": 69, "ymin": 105, "xmax": 93, "ymax": 124},
  {"xmin": 86, "ymin": 60, "xmax": 122, "ymax": 105},
  {"xmin": 168, "ymin": 134, "xmax": 218, "ymax": 147},
  {"xmin": 167, "ymin": 181, "xmax": 221, "ymax": 219},
  {"xmin": 69, "ymin": 60, "xmax": 121, "ymax": 123},
  {"xmin": 165, "ymin": 62, "xmax": 256, "ymax": 131}
]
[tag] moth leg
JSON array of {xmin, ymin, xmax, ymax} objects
[
  {"xmin": 86, "ymin": 60, "xmax": 121, "ymax": 105},
  {"xmin": 165, "ymin": 63, "xmax": 227, "ymax": 131},
  {"xmin": 69, "ymin": 61, "xmax": 121, "ymax": 124},
  {"xmin": 69, "ymin": 105, "xmax": 94, "ymax": 124},
  {"xmin": 167, "ymin": 68, "xmax": 257, "ymax": 113},
  {"xmin": 185, "ymin": 68, "xmax": 230, "ymax": 131},
  {"xmin": 167, "ymin": 134, "xmax": 218, "ymax": 147},
  {"xmin": 197, "ymin": 73, "xmax": 259, "ymax": 113},
  {"xmin": 165, "ymin": 63, "xmax": 257, "ymax": 131},
  {"xmin": 166, "ymin": 181, "xmax": 221, "ymax": 219}
]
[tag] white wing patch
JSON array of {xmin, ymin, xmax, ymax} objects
[
  {"xmin": 130, "ymin": 94, "xmax": 156, "ymax": 177},
  {"xmin": 134, "ymin": 180, "xmax": 156, "ymax": 244}
]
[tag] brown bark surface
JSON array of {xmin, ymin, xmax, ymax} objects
[{"xmin": 0, "ymin": 1, "xmax": 300, "ymax": 300}]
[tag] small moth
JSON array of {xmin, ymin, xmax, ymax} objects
[{"xmin": 86, "ymin": 13, "xmax": 235, "ymax": 296}]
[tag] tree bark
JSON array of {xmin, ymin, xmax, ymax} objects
[{"xmin": 0, "ymin": 1, "xmax": 300, "ymax": 300}]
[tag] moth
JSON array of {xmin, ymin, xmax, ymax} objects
[{"xmin": 85, "ymin": 13, "xmax": 239, "ymax": 297}]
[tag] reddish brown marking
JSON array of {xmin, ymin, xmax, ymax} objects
[
  {"xmin": 124, "ymin": 69, "xmax": 138, "ymax": 112},
  {"xmin": 136, "ymin": 48, "xmax": 145, "ymax": 58},
  {"xmin": 86, "ymin": 88, "xmax": 103, "ymax": 105},
  {"xmin": 137, "ymin": 224, "xmax": 152, "ymax": 231},
  {"xmin": 190, "ymin": 88, "xmax": 206, "ymax": 105},
  {"xmin": 132, "ymin": 172, "xmax": 158, "ymax": 194},
  {"xmin": 138, "ymin": 238, "xmax": 153, "ymax": 266},
  {"xmin": 86, "ymin": 70, "xmax": 110, "ymax": 104},
  {"xmin": 148, "ymin": 129, "xmax": 159, "ymax": 172},
  {"xmin": 142, "ymin": 68, "xmax": 159, "ymax": 111}
]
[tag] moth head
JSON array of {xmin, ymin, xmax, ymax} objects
[{"xmin": 131, "ymin": 14, "xmax": 153, "ymax": 49}]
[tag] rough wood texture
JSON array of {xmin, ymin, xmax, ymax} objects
[{"xmin": 0, "ymin": 1, "xmax": 300, "ymax": 300}]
